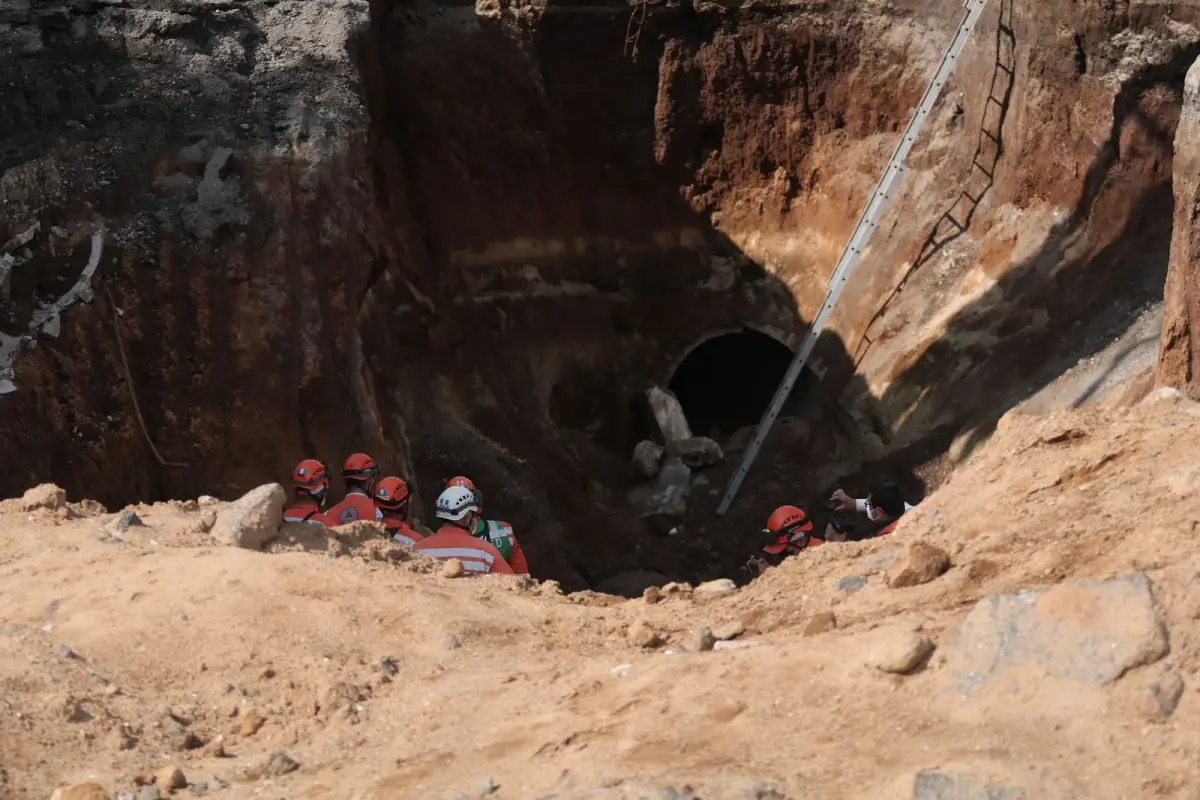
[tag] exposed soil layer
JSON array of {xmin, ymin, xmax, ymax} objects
[{"xmin": 3, "ymin": 0, "xmax": 1200, "ymax": 588}]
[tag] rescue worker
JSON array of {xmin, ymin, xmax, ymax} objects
[
  {"xmin": 445, "ymin": 475, "xmax": 529, "ymax": 574},
  {"xmin": 323, "ymin": 453, "xmax": 383, "ymax": 526},
  {"xmin": 746, "ymin": 505, "xmax": 821, "ymax": 576},
  {"xmin": 413, "ymin": 485, "xmax": 514, "ymax": 575},
  {"xmin": 283, "ymin": 458, "xmax": 330, "ymax": 523},
  {"xmin": 374, "ymin": 476, "xmax": 423, "ymax": 547},
  {"xmin": 831, "ymin": 477, "xmax": 913, "ymax": 536}
]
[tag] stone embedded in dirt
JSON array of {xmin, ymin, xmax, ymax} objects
[
  {"xmin": 63, "ymin": 697, "xmax": 90, "ymax": 723},
  {"xmin": 627, "ymin": 619, "xmax": 663, "ymax": 648},
  {"xmin": 695, "ymin": 578, "xmax": 736, "ymax": 595},
  {"xmin": 888, "ymin": 542, "xmax": 952, "ymax": 588},
  {"xmin": 441, "ymin": 558, "xmax": 466, "ymax": 579},
  {"xmin": 667, "ymin": 436, "xmax": 725, "ymax": 468},
  {"xmin": 1142, "ymin": 386, "xmax": 1183, "ymax": 405},
  {"xmin": 867, "ymin": 630, "xmax": 935, "ymax": 675},
  {"xmin": 155, "ymin": 765, "xmax": 186, "ymax": 793},
  {"xmin": 22, "ymin": 483, "xmax": 66, "ymax": 511},
  {"xmin": 106, "ymin": 510, "xmax": 144, "ymax": 533},
  {"xmin": 642, "ymin": 586, "xmax": 663, "ymax": 604},
  {"xmin": 210, "ymin": 484, "xmax": 285, "ymax": 551},
  {"xmin": 49, "ymin": 781, "xmax": 110, "ymax": 800},
  {"xmin": 692, "ymin": 626, "xmax": 716, "ymax": 652},
  {"xmin": 803, "ymin": 611, "xmax": 837, "ymax": 636},
  {"xmin": 197, "ymin": 496, "xmax": 220, "ymax": 507},
  {"xmin": 711, "ymin": 620, "xmax": 745, "ymax": 640},
  {"xmin": 1140, "ymin": 671, "xmax": 1185, "ymax": 719},
  {"xmin": 442, "ymin": 633, "xmax": 463, "ymax": 650},
  {"xmin": 946, "ymin": 572, "xmax": 1168, "ymax": 694},
  {"xmin": 835, "ymin": 575, "xmax": 868, "ymax": 594},
  {"xmin": 477, "ymin": 777, "xmax": 499, "ymax": 796},
  {"xmin": 238, "ymin": 709, "xmax": 266, "ymax": 737},
  {"xmin": 203, "ymin": 738, "xmax": 226, "ymax": 758},
  {"xmin": 138, "ymin": 788, "xmax": 161, "ymax": 800},
  {"xmin": 632, "ymin": 439, "xmax": 665, "ymax": 478},
  {"xmin": 261, "ymin": 752, "xmax": 299, "ymax": 777},
  {"xmin": 912, "ymin": 771, "xmax": 1024, "ymax": 800}
]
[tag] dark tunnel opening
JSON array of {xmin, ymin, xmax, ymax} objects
[{"xmin": 668, "ymin": 329, "xmax": 807, "ymax": 438}]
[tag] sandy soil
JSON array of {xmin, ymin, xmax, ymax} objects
[{"xmin": 4, "ymin": 397, "xmax": 1200, "ymax": 800}]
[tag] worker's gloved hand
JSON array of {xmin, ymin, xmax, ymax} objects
[{"xmin": 831, "ymin": 488, "xmax": 856, "ymax": 512}]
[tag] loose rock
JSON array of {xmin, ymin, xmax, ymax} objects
[
  {"xmin": 441, "ymin": 559, "xmax": 466, "ymax": 579},
  {"xmin": 867, "ymin": 630, "xmax": 935, "ymax": 675},
  {"xmin": 106, "ymin": 510, "xmax": 144, "ymax": 533},
  {"xmin": 1141, "ymin": 671, "xmax": 1185, "ymax": 719},
  {"xmin": 49, "ymin": 782, "xmax": 110, "ymax": 800},
  {"xmin": 627, "ymin": 619, "xmax": 663, "ymax": 648},
  {"xmin": 695, "ymin": 579, "xmax": 737, "ymax": 596},
  {"xmin": 22, "ymin": 483, "xmax": 66, "ymax": 511},
  {"xmin": 692, "ymin": 626, "xmax": 716, "ymax": 652},
  {"xmin": 442, "ymin": 633, "xmax": 462, "ymax": 650},
  {"xmin": 239, "ymin": 709, "xmax": 266, "ymax": 737},
  {"xmin": 803, "ymin": 611, "xmax": 837, "ymax": 636},
  {"xmin": 632, "ymin": 439, "xmax": 665, "ymax": 478},
  {"xmin": 667, "ymin": 436, "xmax": 725, "ymax": 468},
  {"xmin": 642, "ymin": 586, "xmax": 663, "ymax": 604},
  {"xmin": 261, "ymin": 752, "xmax": 299, "ymax": 777},
  {"xmin": 946, "ymin": 572, "xmax": 1168, "ymax": 693},
  {"xmin": 138, "ymin": 788, "xmax": 161, "ymax": 800},
  {"xmin": 888, "ymin": 542, "xmax": 951, "ymax": 588},
  {"xmin": 210, "ymin": 484, "xmax": 285, "ymax": 550},
  {"xmin": 645, "ymin": 386, "xmax": 693, "ymax": 443},
  {"xmin": 711, "ymin": 620, "xmax": 745, "ymax": 641},
  {"xmin": 912, "ymin": 771, "xmax": 1024, "ymax": 800},
  {"xmin": 155, "ymin": 765, "xmax": 186, "ymax": 793}
]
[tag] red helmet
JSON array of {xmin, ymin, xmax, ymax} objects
[
  {"xmin": 446, "ymin": 475, "xmax": 482, "ymax": 507},
  {"xmin": 374, "ymin": 476, "xmax": 411, "ymax": 511},
  {"xmin": 291, "ymin": 459, "xmax": 329, "ymax": 494},
  {"xmin": 761, "ymin": 505, "xmax": 813, "ymax": 554},
  {"xmin": 343, "ymin": 453, "xmax": 379, "ymax": 483}
]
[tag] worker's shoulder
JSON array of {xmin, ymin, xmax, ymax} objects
[{"xmin": 487, "ymin": 519, "xmax": 514, "ymax": 534}]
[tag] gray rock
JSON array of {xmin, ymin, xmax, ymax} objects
[
  {"xmin": 946, "ymin": 572, "xmax": 1168, "ymax": 695},
  {"xmin": 477, "ymin": 777, "xmax": 499, "ymax": 796},
  {"xmin": 138, "ymin": 787, "xmax": 162, "ymax": 800},
  {"xmin": 1144, "ymin": 671, "xmax": 1185, "ymax": 718},
  {"xmin": 261, "ymin": 752, "xmax": 299, "ymax": 777},
  {"xmin": 632, "ymin": 440, "xmax": 664, "ymax": 478},
  {"xmin": 693, "ymin": 626, "xmax": 716, "ymax": 652},
  {"xmin": 442, "ymin": 633, "xmax": 462, "ymax": 651},
  {"xmin": 913, "ymin": 771, "xmax": 1025, "ymax": 799},
  {"xmin": 630, "ymin": 458, "xmax": 691, "ymax": 519},
  {"xmin": 835, "ymin": 575, "xmax": 868, "ymax": 594},
  {"xmin": 667, "ymin": 436, "xmax": 725, "ymax": 468},
  {"xmin": 645, "ymin": 386, "xmax": 693, "ymax": 443},
  {"xmin": 108, "ymin": 510, "xmax": 144, "ymax": 533},
  {"xmin": 211, "ymin": 484, "xmax": 286, "ymax": 550}
]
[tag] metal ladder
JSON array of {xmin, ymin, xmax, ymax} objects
[{"xmin": 717, "ymin": 0, "xmax": 991, "ymax": 515}]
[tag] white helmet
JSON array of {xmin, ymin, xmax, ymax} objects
[{"xmin": 435, "ymin": 485, "xmax": 480, "ymax": 523}]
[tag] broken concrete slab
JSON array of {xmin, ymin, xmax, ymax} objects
[
  {"xmin": 666, "ymin": 436, "xmax": 725, "ymax": 468},
  {"xmin": 632, "ymin": 439, "xmax": 664, "ymax": 478},
  {"xmin": 645, "ymin": 386, "xmax": 692, "ymax": 443},
  {"xmin": 946, "ymin": 572, "xmax": 1168, "ymax": 695}
]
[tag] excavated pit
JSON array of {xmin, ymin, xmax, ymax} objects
[{"xmin": 1, "ymin": 0, "xmax": 1198, "ymax": 591}]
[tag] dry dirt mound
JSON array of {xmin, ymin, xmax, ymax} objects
[{"xmin": 4, "ymin": 398, "xmax": 1200, "ymax": 799}]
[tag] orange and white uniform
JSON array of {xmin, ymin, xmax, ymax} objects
[
  {"xmin": 382, "ymin": 513, "xmax": 424, "ymax": 547},
  {"xmin": 413, "ymin": 526, "xmax": 515, "ymax": 575},
  {"xmin": 324, "ymin": 490, "xmax": 383, "ymax": 527},
  {"xmin": 283, "ymin": 498, "xmax": 325, "ymax": 523}
]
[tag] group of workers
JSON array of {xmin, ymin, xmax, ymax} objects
[
  {"xmin": 750, "ymin": 477, "xmax": 914, "ymax": 575},
  {"xmin": 282, "ymin": 453, "xmax": 529, "ymax": 576}
]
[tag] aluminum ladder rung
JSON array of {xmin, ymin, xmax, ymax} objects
[{"xmin": 717, "ymin": 0, "xmax": 990, "ymax": 515}]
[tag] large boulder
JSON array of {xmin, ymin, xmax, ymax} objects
[
  {"xmin": 211, "ymin": 484, "xmax": 286, "ymax": 551},
  {"xmin": 945, "ymin": 572, "xmax": 1168, "ymax": 695},
  {"xmin": 632, "ymin": 439, "xmax": 664, "ymax": 478},
  {"xmin": 645, "ymin": 386, "xmax": 693, "ymax": 443},
  {"xmin": 666, "ymin": 436, "xmax": 725, "ymax": 468}
]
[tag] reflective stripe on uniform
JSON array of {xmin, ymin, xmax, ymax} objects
[
  {"xmin": 419, "ymin": 547, "xmax": 495, "ymax": 566},
  {"xmin": 392, "ymin": 534, "xmax": 417, "ymax": 546}
]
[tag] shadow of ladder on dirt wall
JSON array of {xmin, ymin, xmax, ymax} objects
[{"xmin": 852, "ymin": 0, "xmax": 1017, "ymax": 368}]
